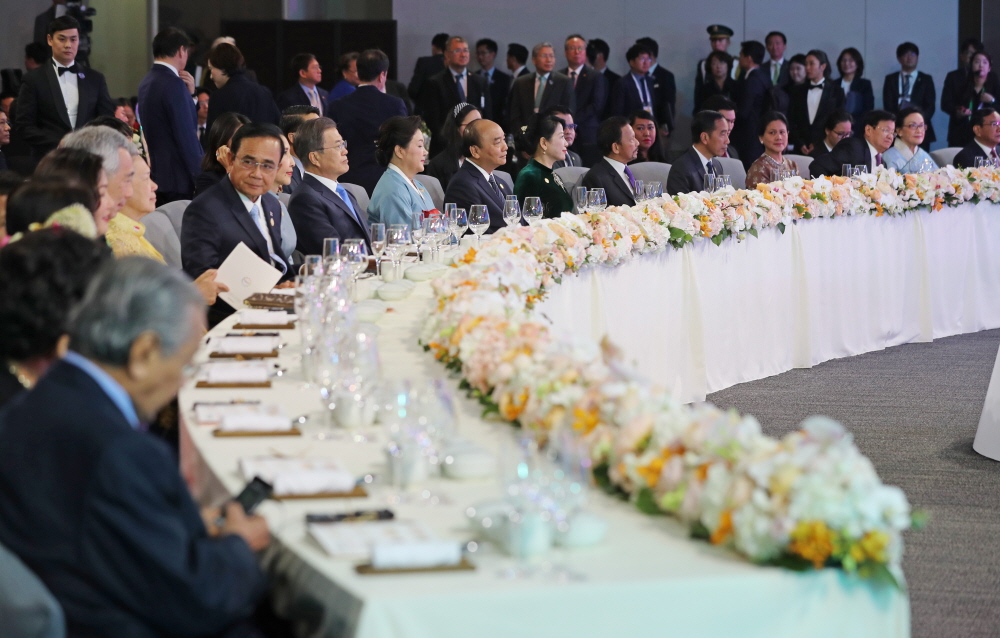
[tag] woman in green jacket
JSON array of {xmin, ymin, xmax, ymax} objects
[{"xmin": 513, "ymin": 114, "xmax": 574, "ymax": 218}]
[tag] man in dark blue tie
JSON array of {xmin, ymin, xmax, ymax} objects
[
  {"xmin": 666, "ymin": 110, "xmax": 728, "ymax": 195},
  {"xmin": 421, "ymin": 37, "xmax": 492, "ymax": 157},
  {"xmin": 288, "ymin": 117, "xmax": 372, "ymax": 254}
]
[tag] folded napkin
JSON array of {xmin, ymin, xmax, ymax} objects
[
  {"xmin": 210, "ymin": 336, "xmax": 280, "ymax": 354},
  {"xmin": 204, "ymin": 362, "xmax": 270, "ymax": 384},
  {"xmin": 371, "ymin": 540, "xmax": 462, "ymax": 570},
  {"xmin": 194, "ymin": 402, "xmax": 282, "ymax": 425},
  {"xmin": 240, "ymin": 457, "xmax": 354, "ymax": 496},
  {"xmin": 238, "ymin": 309, "xmax": 296, "ymax": 325},
  {"xmin": 219, "ymin": 412, "xmax": 292, "ymax": 432}
]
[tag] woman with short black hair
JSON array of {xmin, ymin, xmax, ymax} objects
[{"xmin": 368, "ymin": 115, "xmax": 435, "ymax": 227}]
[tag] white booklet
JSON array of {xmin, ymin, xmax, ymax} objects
[{"xmin": 215, "ymin": 242, "xmax": 283, "ymax": 310}]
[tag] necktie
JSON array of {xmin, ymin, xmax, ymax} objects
[
  {"xmin": 455, "ymin": 72, "xmax": 466, "ymax": 102},
  {"xmin": 624, "ymin": 165, "xmax": 637, "ymax": 190},
  {"xmin": 992, "ymin": 149, "xmax": 999, "ymax": 161},
  {"xmin": 570, "ymin": 70, "xmax": 578, "ymax": 87},
  {"xmin": 535, "ymin": 74, "xmax": 548, "ymax": 110},
  {"xmin": 902, "ymin": 74, "xmax": 911, "ymax": 99},
  {"xmin": 488, "ymin": 174, "xmax": 503, "ymax": 201},
  {"xmin": 249, "ymin": 203, "xmax": 286, "ymax": 273},
  {"xmin": 810, "ymin": 83, "xmax": 824, "ymax": 90},
  {"xmin": 706, "ymin": 161, "xmax": 715, "ymax": 176},
  {"xmin": 309, "ymin": 88, "xmax": 321, "ymax": 110},
  {"xmin": 772, "ymin": 62, "xmax": 779, "ymax": 84},
  {"xmin": 58, "ymin": 64, "xmax": 79, "ymax": 76},
  {"xmin": 198, "ymin": 125, "xmax": 205, "ymax": 139},
  {"xmin": 875, "ymin": 153, "xmax": 883, "ymax": 167},
  {"xmin": 334, "ymin": 183, "xmax": 370, "ymax": 241},
  {"xmin": 638, "ymin": 76, "xmax": 650, "ymax": 108}
]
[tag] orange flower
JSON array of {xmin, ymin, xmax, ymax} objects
[
  {"xmin": 499, "ymin": 389, "xmax": 529, "ymax": 420},
  {"xmin": 789, "ymin": 521, "xmax": 835, "ymax": 568},
  {"xmin": 710, "ymin": 510, "xmax": 733, "ymax": 545},
  {"xmin": 636, "ymin": 457, "xmax": 665, "ymax": 488},
  {"xmin": 572, "ymin": 406, "xmax": 600, "ymax": 434}
]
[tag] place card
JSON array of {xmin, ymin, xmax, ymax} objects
[
  {"xmin": 233, "ymin": 308, "xmax": 297, "ymax": 329},
  {"xmin": 196, "ymin": 361, "xmax": 272, "ymax": 388},
  {"xmin": 240, "ymin": 456, "xmax": 356, "ymax": 497},
  {"xmin": 208, "ymin": 336, "xmax": 280, "ymax": 358}
]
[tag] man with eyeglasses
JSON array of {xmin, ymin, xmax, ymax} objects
[
  {"xmin": 809, "ymin": 109, "xmax": 853, "ymax": 159},
  {"xmin": 507, "ymin": 42, "xmax": 575, "ymax": 140},
  {"xmin": 954, "ymin": 108, "xmax": 1000, "ymax": 169},
  {"xmin": 182, "ymin": 122, "xmax": 293, "ymax": 323},
  {"xmin": 422, "ymin": 37, "xmax": 492, "ymax": 157},
  {"xmin": 561, "ymin": 35, "xmax": 605, "ymax": 166},
  {"xmin": 547, "ymin": 106, "xmax": 583, "ymax": 168},
  {"xmin": 809, "ymin": 109, "xmax": 895, "ymax": 177},
  {"xmin": 288, "ymin": 117, "xmax": 371, "ymax": 255}
]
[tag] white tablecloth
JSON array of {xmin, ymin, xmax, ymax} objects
[
  {"xmin": 179, "ymin": 282, "xmax": 909, "ymax": 637},
  {"xmin": 975, "ymin": 342, "xmax": 1000, "ymax": 461},
  {"xmin": 538, "ymin": 202, "xmax": 1000, "ymax": 403}
]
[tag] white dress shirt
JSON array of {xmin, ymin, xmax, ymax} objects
[
  {"xmin": 452, "ymin": 70, "xmax": 468, "ymax": 99},
  {"xmin": 806, "ymin": 81, "xmax": 824, "ymax": 124},
  {"xmin": 53, "ymin": 59, "xmax": 80, "ymax": 128},
  {"xmin": 898, "ymin": 69, "xmax": 917, "ymax": 104},
  {"xmin": 154, "ymin": 60, "xmax": 179, "ymax": 77},
  {"xmin": 604, "ymin": 157, "xmax": 634, "ymax": 193},
  {"xmin": 866, "ymin": 140, "xmax": 881, "ymax": 172},
  {"xmin": 976, "ymin": 139, "xmax": 998, "ymax": 157},
  {"xmin": 693, "ymin": 147, "xmax": 715, "ymax": 174}
]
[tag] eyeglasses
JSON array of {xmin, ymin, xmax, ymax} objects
[
  {"xmin": 902, "ymin": 123, "xmax": 927, "ymax": 130},
  {"xmin": 833, "ymin": 130, "xmax": 852, "ymax": 139},
  {"xmin": 317, "ymin": 141, "xmax": 348, "ymax": 152},
  {"xmin": 563, "ymin": 123, "xmax": 578, "ymax": 130},
  {"xmin": 979, "ymin": 121, "xmax": 1000, "ymax": 128},
  {"xmin": 536, "ymin": 53, "xmax": 557, "ymax": 59},
  {"xmin": 449, "ymin": 48, "xmax": 470, "ymax": 54},
  {"xmin": 237, "ymin": 157, "xmax": 278, "ymax": 173},
  {"xmin": 566, "ymin": 46, "xmax": 586, "ymax": 53},
  {"xmin": 875, "ymin": 126, "xmax": 895, "ymax": 135}
]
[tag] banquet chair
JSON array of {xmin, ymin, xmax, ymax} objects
[
  {"xmin": 414, "ymin": 174, "xmax": 445, "ymax": 210},
  {"xmin": 716, "ymin": 157, "xmax": 747, "ymax": 189},
  {"xmin": 278, "ymin": 192, "xmax": 291, "ymax": 207},
  {"xmin": 930, "ymin": 147, "xmax": 962, "ymax": 168},
  {"xmin": 141, "ymin": 210, "xmax": 183, "ymax": 268},
  {"xmin": 628, "ymin": 162, "xmax": 671, "ymax": 188},
  {"xmin": 340, "ymin": 183, "xmax": 371, "ymax": 212},
  {"xmin": 553, "ymin": 166, "xmax": 588, "ymax": 192},
  {"xmin": 155, "ymin": 199, "xmax": 189, "ymax": 239},
  {"xmin": 494, "ymin": 170, "xmax": 515, "ymax": 193},
  {"xmin": 0, "ymin": 541, "xmax": 65, "ymax": 638},
  {"xmin": 784, "ymin": 154, "xmax": 814, "ymax": 179}
]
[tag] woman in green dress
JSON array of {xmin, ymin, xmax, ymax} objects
[{"xmin": 513, "ymin": 114, "xmax": 575, "ymax": 218}]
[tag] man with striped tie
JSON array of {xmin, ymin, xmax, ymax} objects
[{"xmin": 276, "ymin": 53, "xmax": 328, "ymax": 112}]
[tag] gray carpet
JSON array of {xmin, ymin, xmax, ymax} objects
[{"xmin": 707, "ymin": 328, "xmax": 1000, "ymax": 638}]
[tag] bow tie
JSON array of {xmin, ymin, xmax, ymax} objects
[
  {"xmin": 58, "ymin": 64, "xmax": 79, "ymax": 76},
  {"xmin": 809, "ymin": 83, "xmax": 824, "ymax": 90}
]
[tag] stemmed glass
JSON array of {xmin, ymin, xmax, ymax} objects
[
  {"xmin": 645, "ymin": 181, "xmax": 662, "ymax": 199},
  {"xmin": 322, "ymin": 238, "xmax": 340, "ymax": 263},
  {"xmin": 444, "ymin": 205, "xmax": 458, "ymax": 246},
  {"xmin": 453, "ymin": 208, "xmax": 468, "ymax": 244},
  {"xmin": 469, "ymin": 205, "xmax": 490, "ymax": 247},
  {"xmin": 842, "ymin": 164, "xmax": 853, "ymax": 177},
  {"xmin": 717, "ymin": 174, "xmax": 732, "ymax": 190},
  {"xmin": 422, "ymin": 214, "xmax": 449, "ymax": 262},
  {"xmin": 369, "ymin": 223, "xmax": 386, "ymax": 277},
  {"xmin": 340, "ymin": 239, "xmax": 369, "ymax": 300},
  {"xmin": 852, "ymin": 165, "xmax": 868, "ymax": 178},
  {"xmin": 522, "ymin": 197, "xmax": 543, "ymax": 226},
  {"xmin": 573, "ymin": 187, "xmax": 588, "ymax": 214},
  {"xmin": 410, "ymin": 210, "xmax": 426, "ymax": 261},
  {"xmin": 503, "ymin": 195, "xmax": 521, "ymax": 227},
  {"xmin": 385, "ymin": 224, "xmax": 410, "ymax": 279},
  {"xmin": 299, "ymin": 254, "xmax": 323, "ymax": 277}
]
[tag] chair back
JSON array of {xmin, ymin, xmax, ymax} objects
[
  {"xmin": 0, "ymin": 541, "xmax": 65, "ymax": 638},
  {"xmin": 340, "ymin": 183, "xmax": 371, "ymax": 212},
  {"xmin": 155, "ymin": 199, "xmax": 189, "ymax": 238},
  {"xmin": 141, "ymin": 211, "xmax": 182, "ymax": 268},
  {"xmin": 929, "ymin": 147, "xmax": 962, "ymax": 168},
  {"xmin": 553, "ymin": 166, "xmax": 589, "ymax": 193},
  {"xmin": 493, "ymin": 170, "xmax": 515, "ymax": 193},
  {"xmin": 784, "ymin": 154, "xmax": 814, "ymax": 178},
  {"xmin": 716, "ymin": 157, "xmax": 746, "ymax": 189},
  {"xmin": 628, "ymin": 162, "xmax": 672, "ymax": 187},
  {"xmin": 278, "ymin": 192, "xmax": 291, "ymax": 207},
  {"xmin": 414, "ymin": 174, "xmax": 445, "ymax": 210}
]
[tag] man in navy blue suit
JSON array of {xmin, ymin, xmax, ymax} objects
[
  {"xmin": 279, "ymin": 105, "xmax": 321, "ymax": 196},
  {"xmin": 327, "ymin": 49, "xmax": 407, "ymax": 195},
  {"xmin": 443, "ymin": 119, "xmax": 513, "ymax": 234},
  {"xmin": 610, "ymin": 43, "xmax": 657, "ymax": 121},
  {"xmin": 16, "ymin": 15, "xmax": 116, "ymax": 161},
  {"xmin": 276, "ymin": 53, "xmax": 328, "ymax": 112},
  {"xmin": 182, "ymin": 122, "xmax": 292, "ymax": 322},
  {"xmin": 138, "ymin": 28, "xmax": 204, "ymax": 205},
  {"xmin": 0, "ymin": 257, "xmax": 270, "ymax": 637},
  {"xmin": 288, "ymin": 117, "xmax": 372, "ymax": 254},
  {"xmin": 732, "ymin": 40, "xmax": 773, "ymax": 168},
  {"xmin": 562, "ymin": 35, "xmax": 607, "ymax": 166}
]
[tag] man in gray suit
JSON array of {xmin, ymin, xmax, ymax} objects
[
  {"xmin": 507, "ymin": 43, "xmax": 576, "ymax": 138},
  {"xmin": 666, "ymin": 110, "xmax": 728, "ymax": 195}
]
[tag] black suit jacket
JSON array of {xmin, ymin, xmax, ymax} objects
[
  {"xmin": 599, "ymin": 68, "xmax": 621, "ymax": 118},
  {"xmin": 610, "ymin": 73, "xmax": 659, "ymax": 121},
  {"xmin": 787, "ymin": 82, "xmax": 846, "ymax": 150},
  {"xmin": 15, "ymin": 61, "xmax": 116, "ymax": 158},
  {"xmin": 442, "ymin": 160, "xmax": 511, "ymax": 234},
  {"xmin": 840, "ymin": 76, "xmax": 875, "ymax": 123},
  {"xmin": 481, "ymin": 68, "xmax": 512, "ymax": 130},
  {"xmin": 732, "ymin": 67, "xmax": 772, "ymax": 168},
  {"xmin": 182, "ymin": 176, "xmax": 291, "ymax": 316},
  {"xmin": 761, "ymin": 59, "xmax": 791, "ymax": 89},
  {"xmin": 0, "ymin": 360, "xmax": 266, "ymax": 636},
  {"xmin": 205, "ymin": 73, "xmax": 281, "ymax": 134},
  {"xmin": 649, "ymin": 65, "xmax": 677, "ymax": 132},
  {"xmin": 137, "ymin": 64, "xmax": 204, "ymax": 197},
  {"xmin": 507, "ymin": 72, "xmax": 576, "ymax": 138},
  {"xmin": 809, "ymin": 136, "xmax": 881, "ymax": 177},
  {"xmin": 953, "ymin": 141, "xmax": 992, "ymax": 169},
  {"xmin": 327, "ymin": 85, "xmax": 407, "ymax": 195},
  {"xmin": 288, "ymin": 173, "xmax": 371, "ymax": 254},
  {"xmin": 423, "ymin": 69, "xmax": 492, "ymax": 156},
  {"xmin": 276, "ymin": 83, "xmax": 328, "ymax": 112},
  {"xmin": 666, "ymin": 146, "xmax": 722, "ymax": 195},
  {"xmin": 561, "ymin": 65, "xmax": 607, "ymax": 146},
  {"xmin": 883, "ymin": 71, "xmax": 936, "ymax": 144},
  {"xmin": 942, "ymin": 68, "xmax": 969, "ymax": 147},
  {"xmin": 423, "ymin": 150, "xmax": 462, "ymax": 189},
  {"xmin": 408, "ymin": 54, "xmax": 446, "ymax": 101},
  {"xmin": 581, "ymin": 157, "xmax": 636, "ymax": 206}
]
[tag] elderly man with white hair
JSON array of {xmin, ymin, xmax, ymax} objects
[
  {"xmin": 0, "ymin": 257, "xmax": 271, "ymax": 637},
  {"xmin": 506, "ymin": 42, "xmax": 576, "ymax": 139},
  {"xmin": 61, "ymin": 125, "xmax": 137, "ymax": 219}
]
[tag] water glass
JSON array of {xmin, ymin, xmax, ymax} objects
[
  {"xmin": 503, "ymin": 195, "xmax": 521, "ymax": 227},
  {"xmin": 633, "ymin": 179, "xmax": 645, "ymax": 202},
  {"xmin": 341, "ymin": 240, "xmax": 369, "ymax": 299},
  {"xmin": 852, "ymin": 165, "xmax": 868, "ymax": 178},
  {"xmin": 469, "ymin": 205, "xmax": 490, "ymax": 247},
  {"xmin": 703, "ymin": 173, "xmax": 717, "ymax": 192},
  {"xmin": 422, "ymin": 215, "xmax": 449, "ymax": 262},
  {"xmin": 842, "ymin": 164, "xmax": 853, "ymax": 177},
  {"xmin": 385, "ymin": 224, "xmax": 411, "ymax": 280},
  {"xmin": 573, "ymin": 186, "xmax": 588, "ymax": 214},
  {"xmin": 322, "ymin": 237, "xmax": 340, "ymax": 262},
  {"xmin": 645, "ymin": 181, "xmax": 662, "ymax": 199},
  {"xmin": 522, "ymin": 197, "xmax": 543, "ymax": 226},
  {"xmin": 410, "ymin": 210, "xmax": 426, "ymax": 261},
  {"xmin": 299, "ymin": 254, "xmax": 323, "ymax": 277},
  {"xmin": 369, "ymin": 223, "xmax": 386, "ymax": 277}
]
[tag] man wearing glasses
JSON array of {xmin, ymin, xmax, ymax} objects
[
  {"xmin": 954, "ymin": 108, "xmax": 1000, "ymax": 168},
  {"xmin": 182, "ymin": 122, "xmax": 292, "ymax": 323},
  {"xmin": 561, "ymin": 35, "xmax": 605, "ymax": 166},
  {"xmin": 809, "ymin": 109, "xmax": 895, "ymax": 177},
  {"xmin": 507, "ymin": 42, "xmax": 575, "ymax": 139},
  {"xmin": 422, "ymin": 37, "xmax": 492, "ymax": 157},
  {"xmin": 287, "ymin": 116, "xmax": 371, "ymax": 255}
]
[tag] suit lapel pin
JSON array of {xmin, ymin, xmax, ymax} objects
[
  {"xmin": 78, "ymin": 73, "xmax": 85, "ymax": 79},
  {"xmin": 544, "ymin": 178, "xmax": 550, "ymax": 183},
  {"xmin": 270, "ymin": 218, "xmax": 275, "ymax": 227}
]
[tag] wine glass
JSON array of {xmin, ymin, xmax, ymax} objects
[
  {"xmin": 369, "ymin": 223, "xmax": 386, "ymax": 277},
  {"xmin": 592, "ymin": 188, "xmax": 607, "ymax": 211},
  {"xmin": 422, "ymin": 215, "xmax": 449, "ymax": 262},
  {"xmin": 299, "ymin": 254, "xmax": 323, "ymax": 277},
  {"xmin": 503, "ymin": 195, "xmax": 521, "ymax": 227},
  {"xmin": 322, "ymin": 238, "xmax": 340, "ymax": 263},
  {"xmin": 522, "ymin": 196, "xmax": 543, "ymax": 226},
  {"xmin": 454, "ymin": 208, "xmax": 468, "ymax": 244},
  {"xmin": 341, "ymin": 239, "xmax": 369, "ymax": 300},
  {"xmin": 385, "ymin": 224, "xmax": 411, "ymax": 279},
  {"xmin": 842, "ymin": 164, "xmax": 853, "ymax": 177},
  {"xmin": 444, "ymin": 205, "xmax": 458, "ymax": 246},
  {"xmin": 573, "ymin": 187, "xmax": 588, "ymax": 214},
  {"xmin": 469, "ymin": 205, "xmax": 490, "ymax": 247},
  {"xmin": 717, "ymin": 175, "xmax": 732, "ymax": 190},
  {"xmin": 410, "ymin": 210, "xmax": 426, "ymax": 261},
  {"xmin": 633, "ymin": 179, "xmax": 645, "ymax": 202}
]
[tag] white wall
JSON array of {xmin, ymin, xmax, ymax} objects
[{"xmin": 394, "ymin": 0, "xmax": 957, "ymax": 149}]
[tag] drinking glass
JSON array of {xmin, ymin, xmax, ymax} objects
[
  {"xmin": 852, "ymin": 165, "xmax": 868, "ymax": 178},
  {"xmin": 503, "ymin": 195, "xmax": 521, "ymax": 227},
  {"xmin": 703, "ymin": 173, "xmax": 717, "ymax": 192},
  {"xmin": 842, "ymin": 164, "xmax": 853, "ymax": 177},
  {"xmin": 633, "ymin": 179, "xmax": 645, "ymax": 202},
  {"xmin": 453, "ymin": 208, "xmax": 468, "ymax": 242},
  {"xmin": 411, "ymin": 210, "xmax": 426, "ymax": 261},
  {"xmin": 369, "ymin": 223, "xmax": 386, "ymax": 277},
  {"xmin": 341, "ymin": 240, "xmax": 369, "ymax": 299},
  {"xmin": 975, "ymin": 157, "xmax": 986, "ymax": 169},
  {"xmin": 646, "ymin": 181, "xmax": 662, "ymax": 199},
  {"xmin": 469, "ymin": 205, "xmax": 490, "ymax": 247},
  {"xmin": 443, "ymin": 203, "xmax": 457, "ymax": 245},
  {"xmin": 573, "ymin": 186, "xmax": 588, "ymax": 214},
  {"xmin": 422, "ymin": 215, "xmax": 449, "ymax": 262},
  {"xmin": 717, "ymin": 175, "xmax": 732, "ymax": 189},
  {"xmin": 299, "ymin": 254, "xmax": 323, "ymax": 277},
  {"xmin": 386, "ymin": 224, "xmax": 411, "ymax": 279},
  {"xmin": 522, "ymin": 197, "xmax": 543, "ymax": 226},
  {"xmin": 594, "ymin": 188, "xmax": 607, "ymax": 211}
]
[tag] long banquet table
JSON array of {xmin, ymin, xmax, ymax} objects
[{"xmin": 179, "ymin": 260, "xmax": 913, "ymax": 637}]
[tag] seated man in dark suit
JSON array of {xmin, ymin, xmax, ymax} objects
[
  {"xmin": 477, "ymin": 38, "xmax": 512, "ymax": 128},
  {"xmin": 701, "ymin": 95, "xmax": 740, "ymax": 160},
  {"xmin": 327, "ymin": 48, "xmax": 407, "ymax": 195},
  {"xmin": 0, "ymin": 257, "xmax": 270, "ymax": 637},
  {"xmin": 507, "ymin": 43, "xmax": 575, "ymax": 140},
  {"xmin": 279, "ymin": 104, "xmax": 321, "ymax": 195},
  {"xmin": 732, "ymin": 40, "xmax": 772, "ymax": 168},
  {"xmin": 408, "ymin": 32, "xmax": 448, "ymax": 103},
  {"xmin": 810, "ymin": 109, "xmax": 895, "ymax": 176},
  {"xmin": 666, "ymin": 110, "xmax": 728, "ymax": 195},
  {"xmin": 288, "ymin": 116, "xmax": 372, "ymax": 253},
  {"xmin": 954, "ymin": 107, "xmax": 1000, "ymax": 168},
  {"xmin": 443, "ymin": 119, "xmax": 513, "ymax": 234},
  {"xmin": 423, "ymin": 37, "xmax": 492, "ymax": 156},
  {"xmin": 276, "ymin": 53, "xmax": 328, "ymax": 113},
  {"xmin": 182, "ymin": 122, "xmax": 292, "ymax": 322},
  {"xmin": 16, "ymin": 15, "xmax": 116, "ymax": 160},
  {"xmin": 810, "ymin": 109, "xmax": 853, "ymax": 159},
  {"xmin": 581, "ymin": 116, "xmax": 640, "ymax": 206}
]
